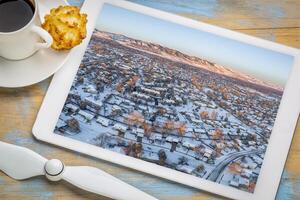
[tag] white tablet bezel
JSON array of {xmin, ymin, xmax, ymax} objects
[{"xmin": 33, "ymin": 0, "xmax": 300, "ymax": 199}]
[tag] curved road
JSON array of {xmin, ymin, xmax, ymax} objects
[{"xmin": 206, "ymin": 150, "xmax": 263, "ymax": 182}]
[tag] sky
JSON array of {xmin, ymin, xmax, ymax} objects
[{"xmin": 96, "ymin": 3, "xmax": 294, "ymax": 87}]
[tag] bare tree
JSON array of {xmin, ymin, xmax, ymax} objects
[
  {"xmin": 200, "ymin": 111, "xmax": 209, "ymax": 120},
  {"xmin": 196, "ymin": 164, "xmax": 205, "ymax": 173},
  {"xmin": 132, "ymin": 143, "xmax": 143, "ymax": 158},
  {"xmin": 66, "ymin": 118, "xmax": 81, "ymax": 133},
  {"xmin": 210, "ymin": 111, "xmax": 218, "ymax": 120},
  {"xmin": 228, "ymin": 162, "xmax": 242, "ymax": 175},
  {"xmin": 158, "ymin": 149, "xmax": 167, "ymax": 166},
  {"xmin": 143, "ymin": 122, "xmax": 153, "ymax": 138},
  {"xmin": 178, "ymin": 156, "xmax": 188, "ymax": 165},
  {"xmin": 177, "ymin": 123, "xmax": 187, "ymax": 137},
  {"xmin": 163, "ymin": 121, "xmax": 175, "ymax": 133},
  {"xmin": 212, "ymin": 128, "xmax": 224, "ymax": 140},
  {"xmin": 126, "ymin": 111, "xmax": 144, "ymax": 127}
]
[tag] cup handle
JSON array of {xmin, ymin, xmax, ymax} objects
[{"xmin": 31, "ymin": 25, "xmax": 53, "ymax": 49}]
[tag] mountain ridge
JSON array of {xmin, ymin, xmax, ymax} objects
[{"xmin": 94, "ymin": 30, "xmax": 283, "ymax": 92}]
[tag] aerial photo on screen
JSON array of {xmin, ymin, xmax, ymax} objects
[{"xmin": 54, "ymin": 4, "xmax": 293, "ymax": 193}]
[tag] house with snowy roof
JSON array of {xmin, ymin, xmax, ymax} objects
[
  {"xmin": 84, "ymin": 85, "xmax": 97, "ymax": 94},
  {"xmin": 108, "ymin": 129, "xmax": 119, "ymax": 136},
  {"xmin": 248, "ymin": 141, "xmax": 256, "ymax": 146},
  {"xmin": 241, "ymin": 169, "xmax": 252, "ymax": 179},
  {"xmin": 132, "ymin": 92, "xmax": 151, "ymax": 101},
  {"xmin": 229, "ymin": 179, "xmax": 239, "ymax": 188},
  {"xmin": 216, "ymin": 142, "xmax": 226, "ymax": 149},
  {"xmin": 194, "ymin": 128, "xmax": 206, "ymax": 134},
  {"xmin": 65, "ymin": 103, "xmax": 79, "ymax": 113},
  {"xmin": 190, "ymin": 118, "xmax": 203, "ymax": 125},
  {"xmin": 239, "ymin": 177, "xmax": 250, "ymax": 188},
  {"xmin": 117, "ymin": 64, "xmax": 131, "ymax": 71},
  {"xmin": 85, "ymin": 97, "xmax": 103, "ymax": 111},
  {"xmin": 140, "ymin": 86, "xmax": 160, "ymax": 97},
  {"xmin": 163, "ymin": 99, "xmax": 176, "ymax": 105},
  {"xmin": 176, "ymin": 165, "xmax": 194, "ymax": 174},
  {"xmin": 249, "ymin": 162, "xmax": 258, "ymax": 169},
  {"xmin": 135, "ymin": 128, "xmax": 145, "ymax": 142},
  {"xmin": 194, "ymin": 101, "xmax": 207, "ymax": 107},
  {"xmin": 186, "ymin": 127, "xmax": 193, "ymax": 133},
  {"xmin": 153, "ymin": 134, "xmax": 163, "ymax": 144},
  {"xmin": 78, "ymin": 110, "xmax": 94, "ymax": 121},
  {"xmin": 112, "ymin": 105, "xmax": 122, "ymax": 112},
  {"xmin": 113, "ymin": 123, "xmax": 128, "ymax": 133},
  {"xmin": 96, "ymin": 116, "xmax": 110, "ymax": 127},
  {"xmin": 182, "ymin": 141, "xmax": 196, "ymax": 150},
  {"xmin": 138, "ymin": 104, "xmax": 148, "ymax": 111},
  {"xmin": 203, "ymin": 148, "xmax": 213, "ymax": 159},
  {"xmin": 56, "ymin": 119, "xmax": 67, "ymax": 129}
]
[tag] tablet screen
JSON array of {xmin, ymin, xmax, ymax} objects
[{"xmin": 53, "ymin": 3, "xmax": 294, "ymax": 193}]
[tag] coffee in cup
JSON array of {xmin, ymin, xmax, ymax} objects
[
  {"xmin": 0, "ymin": 0, "xmax": 35, "ymax": 32},
  {"xmin": 0, "ymin": 0, "xmax": 53, "ymax": 60}
]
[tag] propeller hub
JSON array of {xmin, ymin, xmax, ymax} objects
[{"xmin": 45, "ymin": 159, "xmax": 64, "ymax": 181}]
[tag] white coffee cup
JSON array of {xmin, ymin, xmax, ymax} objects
[{"xmin": 0, "ymin": 0, "xmax": 53, "ymax": 60}]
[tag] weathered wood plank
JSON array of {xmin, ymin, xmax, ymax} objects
[{"xmin": 0, "ymin": 0, "xmax": 299, "ymax": 199}]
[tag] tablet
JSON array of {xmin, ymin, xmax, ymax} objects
[{"xmin": 33, "ymin": 0, "xmax": 300, "ymax": 199}]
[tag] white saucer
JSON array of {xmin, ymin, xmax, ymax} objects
[{"xmin": 0, "ymin": 0, "xmax": 70, "ymax": 88}]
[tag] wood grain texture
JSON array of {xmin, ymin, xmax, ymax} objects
[{"xmin": 0, "ymin": 0, "xmax": 299, "ymax": 199}]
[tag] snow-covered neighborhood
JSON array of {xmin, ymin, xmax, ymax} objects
[{"xmin": 54, "ymin": 30, "xmax": 283, "ymax": 193}]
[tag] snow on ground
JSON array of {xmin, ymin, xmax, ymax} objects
[{"xmin": 54, "ymin": 30, "xmax": 281, "ymax": 193}]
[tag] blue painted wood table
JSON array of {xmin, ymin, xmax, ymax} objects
[{"xmin": 0, "ymin": 0, "xmax": 299, "ymax": 199}]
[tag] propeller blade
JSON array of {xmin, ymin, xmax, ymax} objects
[
  {"xmin": 0, "ymin": 141, "xmax": 47, "ymax": 180},
  {"xmin": 62, "ymin": 166, "xmax": 158, "ymax": 200}
]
